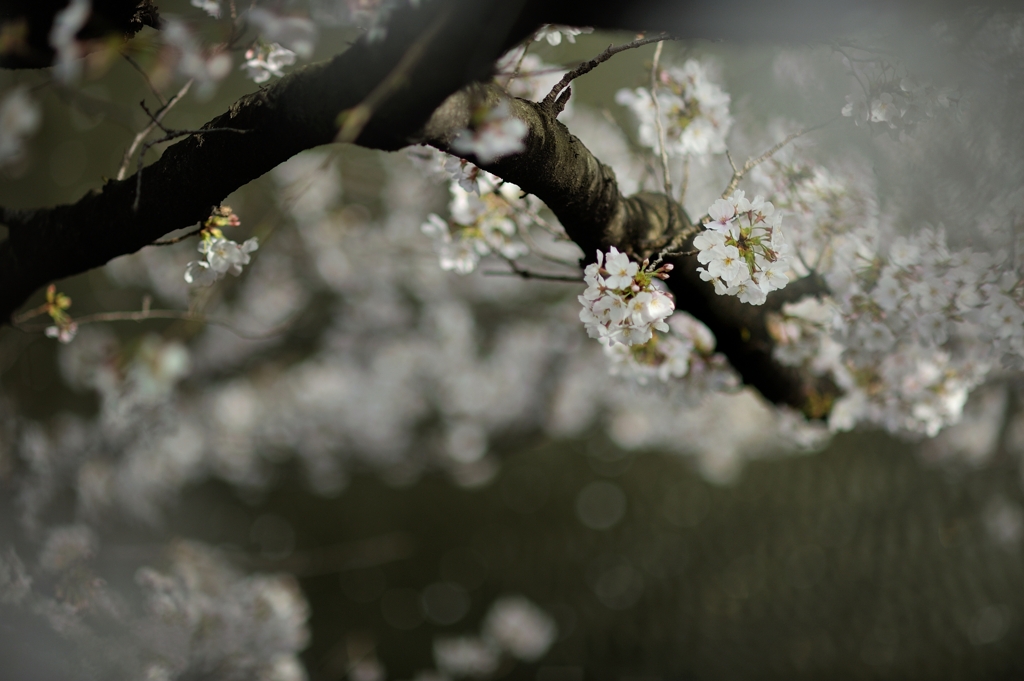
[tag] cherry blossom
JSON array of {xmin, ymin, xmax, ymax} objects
[
  {"xmin": 615, "ymin": 59, "xmax": 732, "ymax": 157},
  {"xmin": 421, "ymin": 170, "xmax": 532, "ymax": 274},
  {"xmin": 242, "ymin": 43, "xmax": 297, "ymax": 83},
  {"xmin": 184, "ymin": 207, "xmax": 259, "ymax": 286},
  {"xmin": 695, "ymin": 191, "xmax": 791, "ymax": 305},
  {"xmin": 536, "ymin": 25, "xmax": 593, "ymax": 46},
  {"xmin": 579, "ymin": 247, "xmax": 675, "ymax": 347},
  {"xmin": 246, "ymin": 8, "xmax": 317, "ymax": 59},
  {"xmin": 450, "ymin": 100, "xmax": 528, "ymax": 165}
]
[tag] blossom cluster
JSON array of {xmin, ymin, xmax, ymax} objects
[
  {"xmin": 184, "ymin": 206, "xmax": 259, "ymax": 286},
  {"xmin": 449, "ymin": 100, "xmax": 528, "ymax": 165},
  {"xmin": 695, "ymin": 191, "xmax": 791, "ymax": 305},
  {"xmin": 421, "ymin": 170, "xmax": 532, "ymax": 274},
  {"xmin": 160, "ymin": 18, "xmax": 233, "ymax": 96},
  {"xmin": 579, "ymin": 247, "xmax": 675, "ymax": 347},
  {"xmin": 603, "ymin": 311, "xmax": 722, "ymax": 385},
  {"xmin": 615, "ymin": 59, "xmax": 732, "ymax": 157},
  {"xmin": 433, "ymin": 596, "xmax": 557, "ymax": 677},
  {"xmin": 769, "ymin": 220, "xmax": 1024, "ymax": 435},
  {"xmin": 839, "ymin": 57, "xmax": 960, "ymax": 138},
  {"xmin": 246, "ymin": 8, "xmax": 317, "ymax": 59}
]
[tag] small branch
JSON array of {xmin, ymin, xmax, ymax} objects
[
  {"xmin": 123, "ymin": 53, "xmax": 167, "ymax": 107},
  {"xmin": 11, "ymin": 302, "xmax": 49, "ymax": 325},
  {"xmin": 649, "ymin": 40, "xmax": 673, "ymax": 199},
  {"xmin": 117, "ymin": 80, "xmax": 193, "ymax": 181},
  {"xmin": 151, "ymin": 224, "xmax": 204, "ymax": 246},
  {"xmin": 833, "ymin": 45, "xmax": 871, "ymax": 99},
  {"xmin": 489, "ymin": 257, "xmax": 580, "ymax": 282},
  {"xmin": 16, "ymin": 305, "xmax": 297, "ymax": 341},
  {"xmin": 720, "ymin": 118, "xmax": 836, "ymax": 201},
  {"xmin": 516, "ymin": 223, "xmax": 581, "ymax": 268},
  {"xmin": 541, "ymin": 33, "xmax": 673, "ymax": 110}
]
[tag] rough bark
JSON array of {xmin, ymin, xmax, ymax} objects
[{"xmin": 422, "ymin": 85, "xmax": 837, "ymax": 412}]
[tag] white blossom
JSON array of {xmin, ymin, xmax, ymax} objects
[
  {"xmin": 579, "ymin": 247, "xmax": 675, "ymax": 347},
  {"xmin": 450, "ymin": 100, "xmax": 528, "ymax": 165},
  {"xmin": 161, "ymin": 19, "xmax": 233, "ymax": 96},
  {"xmin": 615, "ymin": 59, "xmax": 732, "ymax": 157},
  {"xmin": 190, "ymin": 0, "xmax": 220, "ymax": 19},
  {"xmin": 481, "ymin": 596, "xmax": 557, "ymax": 662},
  {"xmin": 185, "ymin": 236, "xmax": 259, "ymax": 286},
  {"xmin": 242, "ymin": 43, "xmax": 297, "ymax": 83},
  {"xmin": 536, "ymin": 25, "xmax": 592, "ymax": 46},
  {"xmin": 695, "ymin": 191, "xmax": 791, "ymax": 305},
  {"xmin": 421, "ymin": 170, "xmax": 531, "ymax": 274},
  {"xmin": 246, "ymin": 9, "xmax": 317, "ymax": 59}
]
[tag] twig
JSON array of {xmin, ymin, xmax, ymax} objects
[
  {"xmin": 649, "ymin": 40, "xmax": 673, "ymax": 198},
  {"xmin": 117, "ymin": 80, "xmax": 193, "ymax": 181},
  {"xmin": 16, "ymin": 305, "xmax": 297, "ymax": 341},
  {"xmin": 515, "ymin": 223, "xmax": 581, "ymax": 268},
  {"xmin": 151, "ymin": 224, "xmax": 205, "ymax": 246},
  {"xmin": 833, "ymin": 46, "xmax": 870, "ymax": 99},
  {"xmin": 336, "ymin": 3, "xmax": 453, "ymax": 144},
  {"xmin": 489, "ymin": 257, "xmax": 580, "ymax": 282},
  {"xmin": 719, "ymin": 118, "xmax": 836, "ymax": 201},
  {"xmin": 123, "ymin": 53, "xmax": 166, "ymax": 107},
  {"xmin": 11, "ymin": 302, "xmax": 49, "ymax": 325},
  {"xmin": 658, "ymin": 118, "xmax": 835, "ymax": 264},
  {"xmin": 541, "ymin": 33, "xmax": 674, "ymax": 110},
  {"xmin": 483, "ymin": 269, "xmax": 581, "ymax": 282}
]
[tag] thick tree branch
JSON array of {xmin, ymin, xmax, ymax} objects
[
  {"xmin": 0, "ymin": 0, "xmax": 538, "ymax": 322},
  {"xmin": 421, "ymin": 84, "xmax": 837, "ymax": 415}
]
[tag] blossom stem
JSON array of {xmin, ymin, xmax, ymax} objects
[{"xmin": 541, "ymin": 33, "xmax": 674, "ymax": 111}]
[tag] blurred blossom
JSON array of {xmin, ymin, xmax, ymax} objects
[
  {"xmin": 984, "ymin": 497, "xmax": 1024, "ymax": 547},
  {"xmin": 535, "ymin": 24, "xmax": 592, "ymax": 46},
  {"xmin": 0, "ymin": 548, "xmax": 32, "ymax": 605},
  {"xmin": 0, "ymin": 87, "xmax": 41, "ymax": 167},
  {"xmin": 38, "ymin": 524, "xmax": 97, "ymax": 574},
  {"xmin": 246, "ymin": 9, "xmax": 317, "ymax": 59},
  {"xmin": 450, "ymin": 101, "xmax": 528, "ymax": 165},
  {"xmin": 160, "ymin": 19, "xmax": 232, "ymax": 96},
  {"xmin": 433, "ymin": 636, "xmax": 501, "ymax": 677},
  {"xmin": 190, "ymin": 0, "xmax": 220, "ymax": 18},
  {"xmin": 49, "ymin": 0, "xmax": 90, "ymax": 82},
  {"xmin": 616, "ymin": 59, "xmax": 732, "ymax": 158},
  {"xmin": 481, "ymin": 596, "xmax": 557, "ymax": 662},
  {"xmin": 243, "ymin": 43, "xmax": 297, "ymax": 83}
]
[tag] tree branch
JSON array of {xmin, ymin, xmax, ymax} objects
[
  {"xmin": 0, "ymin": 0, "xmax": 539, "ymax": 323},
  {"xmin": 420, "ymin": 84, "xmax": 837, "ymax": 414}
]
